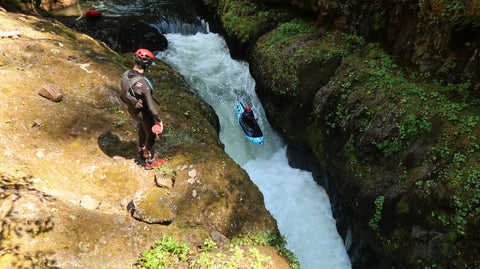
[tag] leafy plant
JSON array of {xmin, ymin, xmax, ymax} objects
[
  {"xmin": 109, "ymin": 106, "xmax": 124, "ymax": 114},
  {"xmin": 234, "ymin": 230, "xmax": 299, "ymax": 268},
  {"xmin": 112, "ymin": 118, "xmax": 125, "ymax": 128},
  {"xmin": 369, "ymin": 196, "xmax": 385, "ymax": 231},
  {"xmin": 197, "ymin": 239, "xmax": 216, "ymax": 253},
  {"xmin": 136, "ymin": 235, "xmax": 190, "ymax": 269}
]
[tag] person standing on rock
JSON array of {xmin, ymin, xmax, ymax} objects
[{"xmin": 121, "ymin": 48, "xmax": 164, "ymax": 170}]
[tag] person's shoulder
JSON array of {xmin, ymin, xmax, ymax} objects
[
  {"xmin": 123, "ymin": 68, "xmax": 141, "ymax": 77},
  {"xmin": 132, "ymin": 78, "xmax": 150, "ymax": 91}
]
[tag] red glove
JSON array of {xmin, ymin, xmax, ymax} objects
[{"xmin": 152, "ymin": 121, "xmax": 163, "ymax": 135}]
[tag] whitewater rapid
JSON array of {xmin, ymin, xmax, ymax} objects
[{"xmin": 157, "ymin": 32, "xmax": 351, "ymax": 269}]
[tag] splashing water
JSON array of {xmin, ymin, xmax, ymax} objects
[{"xmin": 158, "ymin": 32, "xmax": 351, "ymax": 269}]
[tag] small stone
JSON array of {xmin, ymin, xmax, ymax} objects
[
  {"xmin": 210, "ymin": 231, "xmax": 229, "ymax": 247},
  {"xmin": 39, "ymin": 83, "xmax": 63, "ymax": 102},
  {"xmin": 155, "ymin": 173, "xmax": 173, "ymax": 188},
  {"xmin": 31, "ymin": 119, "xmax": 43, "ymax": 128},
  {"xmin": 188, "ymin": 169, "xmax": 197, "ymax": 178},
  {"xmin": 36, "ymin": 149, "xmax": 45, "ymax": 158},
  {"xmin": 79, "ymin": 195, "xmax": 100, "ymax": 210}
]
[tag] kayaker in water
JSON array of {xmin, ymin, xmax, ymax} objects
[
  {"xmin": 241, "ymin": 105, "xmax": 258, "ymax": 127},
  {"xmin": 120, "ymin": 48, "xmax": 164, "ymax": 170}
]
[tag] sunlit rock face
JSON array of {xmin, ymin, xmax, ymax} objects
[{"xmin": 0, "ymin": 9, "xmax": 285, "ymax": 268}]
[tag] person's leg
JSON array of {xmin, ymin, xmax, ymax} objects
[
  {"xmin": 138, "ymin": 110, "xmax": 156, "ymax": 164},
  {"xmin": 129, "ymin": 106, "xmax": 147, "ymax": 157},
  {"xmin": 144, "ymin": 117, "xmax": 156, "ymax": 160},
  {"xmin": 138, "ymin": 122, "xmax": 146, "ymax": 157}
]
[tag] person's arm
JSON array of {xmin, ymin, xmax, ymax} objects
[
  {"xmin": 123, "ymin": 93, "xmax": 143, "ymax": 108},
  {"xmin": 251, "ymin": 111, "xmax": 258, "ymax": 121},
  {"xmin": 135, "ymin": 82, "xmax": 162, "ymax": 123},
  {"xmin": 120, "ymin": 79, "xmax": 143, "ymax": 108}
]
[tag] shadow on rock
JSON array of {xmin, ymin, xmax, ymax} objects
[
  {"xmin": 0, "ymin": 174, "xmax": 59, "ymax": 268},
  {"xmin": 97, "ymin": 132, "xmax": 137, "ymax": 159}
]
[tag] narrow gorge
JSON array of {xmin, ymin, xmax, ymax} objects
[
  {"xmin": 197, "ymin": 0, "xmax": 480, "ymax": 268},
  {"xmin": 1, "ymin": 0, "xmax": 479, "ymax": 268}
]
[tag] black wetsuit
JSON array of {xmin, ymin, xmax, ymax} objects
[
  {"xmin": 121, "ymin": 69, "xmax": 161, "ymax": 159},
  {"xmin": 240, "ymin": 110, "xmax": 262, "ymax": 137},
  {"xmin": 241, "ymin": 110, "xmax": 256, "ymax": 127}
]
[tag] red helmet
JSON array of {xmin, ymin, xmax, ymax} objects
[
  {"xmin": 134, "ymin": 48, "xmax": 154, "ymax": 69},
  {"xmin": 245, "ymin": 105, "xmax": 251, "ymax": 111},
  {"xmin": 135, "ymin": 48, "xmax": 154, "ymax": 59}
]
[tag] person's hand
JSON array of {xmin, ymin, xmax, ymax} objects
[
  {"xmin": 152, "ymin": 121, "xmax": 163, "ymax": 135},
  {"xmin": 135, "ymin": 100, "xmax": 143, "ymax": 109}
]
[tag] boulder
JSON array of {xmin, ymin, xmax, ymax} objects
[
  {"xmin": 130, "ymin": 188, "xmax": 177, "ymax": 224},
  {"xmin": 56, "ymin": 16, "xmax": 168, "ymax": 53}
]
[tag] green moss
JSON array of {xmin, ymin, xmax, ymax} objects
[
  {"xmin": 211, "ymin": 0, "xmax": 288, "ymax": 44},
  {"xmin": 396, "ymin": 198, "xmax": 410, "ymax": 215},
  {"xmin": 268, "ymin": 20, "xmax": 317, "ymax": 45},
  {"xmin": 305, "ymin": 26, "xmax": 480, "ymax": 253},
  {"xmin": 306, "ymin": 119, "xmax": 327, "ymax": 168},
  {"xmin": 369, "ymin": 196, "xmax": 384, "ymax": 231},
  {"xmin": 439, "ymin": 231, "xmax": 457, "ymax": 255}
]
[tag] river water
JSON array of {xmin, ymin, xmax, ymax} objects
[{"xmin": 56, "ymin": 1, "xmax": 352, "ymax": 267}]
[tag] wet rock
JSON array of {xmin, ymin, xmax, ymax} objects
[
  {"xmin": 38, "ymin": 83, "xmax": 63, "ymax": 102},
  {"xmin": 55, "ymin": 16, "xmax": 168, "ymax": 53}
]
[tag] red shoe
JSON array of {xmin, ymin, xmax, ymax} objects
[{"xmin": 145, "ymin": 159, "xmax": 166, "ymax": 170}]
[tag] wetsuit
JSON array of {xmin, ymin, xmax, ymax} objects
[
  {"xmin": 241, "ymin": 110, "xmax": 256, "ymax": 127},
  {"xmin": 121, "ymin": 69, "xmax": 161, "ymax": 159}
]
